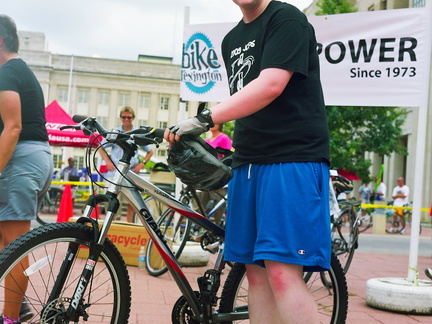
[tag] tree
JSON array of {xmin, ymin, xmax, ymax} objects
[
  {"xmin": 327, "ymin": 106, "xmax": 408, "ymax": 182},
  {"xmin": 316, "ymin": 0, "xmax": 358, "ymax": 15},
  {"xmin": 315, "ymin": 0, "xmax": 407, "ymax": 182}
]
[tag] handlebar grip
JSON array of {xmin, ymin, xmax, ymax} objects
[
  {"xmin": 152, "ymin": 128, "xmax": 166, "ymax": 138},
  {"xmin": 72, "ymin": 115, "xmax": 88, "ymax": 123}
]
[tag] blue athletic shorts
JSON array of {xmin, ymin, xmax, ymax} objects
[
  {"xmin": 225, "ymin": 162, "xmax": 331, "ymax": 272},
  {"xmin": 0, "ymin": 141, "xmax": 53, "ymax": 221}
]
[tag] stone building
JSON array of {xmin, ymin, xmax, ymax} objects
[{"xmin": 18, "ymin": 30, "xmax": 200, "ymax": 172}]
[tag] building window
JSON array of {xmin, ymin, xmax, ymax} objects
[
  {"xmin": 118, "ymin": 92, "xmax": 130, "ymax": 107},
  {"xmin": 160, "ymin": 96, "xmax": 169, "ymax": 110},
  {"xmin": 97, "ymin": 116, "xmax": 108, "ymax": 127},
  {"xmin": 98, "ymin": 91, "xmax": 110, "ymax": 105},
  {"xmin": 78, "ymin": 89, "xmax": 89, "ymax": 103},
  {"xmin": 138, "ymin": 93, "xmax": 150, "ymax": 108},
  {"xmin": 179, "ymin": 101, "xmax": 189, "ymax": 112},
  {"xmin": 413, "ymin": 0, "xmax": 425, "ymax": 7},
  {"xmin": 137, "ymin": 119, "xmax": 148, "ymax": 127},
  {"xmin": 158, "ymin": 121, "xmax": 168, "ymax": 129},
  {"xmin": 57, "ymin": 87, "xmax": 68, "ymax": 102},
  {"xmin": 52, "ymin": 154, "xmax": 62, "ymax": 170}
]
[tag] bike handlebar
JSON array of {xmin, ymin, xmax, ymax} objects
[{"xmin": 60, "ymin": 115, "xmax": 165, "ymax": 147}]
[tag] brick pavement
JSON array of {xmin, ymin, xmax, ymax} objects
[
  {"xmin": 125, "ymin": 227, "xmax": 432, "ymax": 324},
  {"xmin": 34, "ymin": 214, "xmax": 432, "ymax": 323}
]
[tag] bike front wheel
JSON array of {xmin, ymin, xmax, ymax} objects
[
  {"xmin": 0, "ymin": 222, "xmax": 131, "ymax": 323},
  {"xmin": 219, "ymin": 254, "xmax": 348, "ymax": 324}
]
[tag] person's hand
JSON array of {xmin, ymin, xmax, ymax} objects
[
  {"xmin": 106, "ymin": 161, "xmax": 115, "ymax": 171},
  {"xmin": 164, "ymin": 108, "xmax": 214, "ymax": 144}
]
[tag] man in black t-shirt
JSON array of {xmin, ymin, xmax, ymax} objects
[{"xmin": 165, "ymin": 2, "xmax": 330, "ymax": 322}]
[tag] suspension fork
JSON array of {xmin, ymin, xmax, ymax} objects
[{"xmin": 46, "ymin": 194, "xmax": 120, "ymax": 321}]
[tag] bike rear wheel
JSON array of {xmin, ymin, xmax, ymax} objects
[
  {"xmin": 0, "ymin": 222, "xmax": 131, "ymax": 323},
  {"xmin": 332, "ymin": 207, "xmax": 359, "ymax": 273},
  {"xmin": 219, "ymin": 254, "xmax": 348, "ymax": 324}
]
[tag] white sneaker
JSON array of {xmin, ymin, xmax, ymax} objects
[
  {"xmin": 400, "ymin": 229, "xmax": 406, "ymax": 235},
  {"xmin": 388, "ymin": 228, "xmax": 395, "ymax": 233}
]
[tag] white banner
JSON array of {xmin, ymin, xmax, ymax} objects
[
  {"xmin": 181, "ymin": 22, "xmax": 235, "ymax": 102},
  {"xmin": 309, "ymin": 7, "xmax": 430, "ymax": 107},
  {"xmin": 180, "ymin": 7, "xmax": 431, "ymax": 107}
]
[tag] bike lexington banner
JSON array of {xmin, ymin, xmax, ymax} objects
[{"xmin": 180, "ymin": 7, "xmax": 431, "ymax": 107}]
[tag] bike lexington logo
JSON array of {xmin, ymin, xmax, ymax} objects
[{"xmin": 181, "ymin": 32, "xmax": 223, "ymax": 95}]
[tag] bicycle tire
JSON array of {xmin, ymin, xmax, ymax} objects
[
  {"xmin": 219, "ymin": 254, "xmax": 348, "ymax": 324},
  {"xmin": 332, "ymin": 207, "xmax": 359, "ymax": 273},
  {"xmin": 0, "ymin": 222, "xmax": 131, "ymax": 323},
  {"xmin": 36, "ymin": 187, "xmax": 63, "ymax": 225},
  {"xmin": 358, "ymin": 213, "xmax": 372, "ymax": 233},
  {"xmin": 386, "ymin": 213, "xmax": 405, "ymax": 233},
  {"xmin": 133, "ymin": 195, "xmax": 169, "ymax": 224},
  {"xmin": 145, "ymin": 208, "xmax": 192, "ymax": 277}
]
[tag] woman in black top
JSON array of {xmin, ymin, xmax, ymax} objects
[{"xmin": 0, "ymin": 15, "xmax": 53, "ymax": 324}]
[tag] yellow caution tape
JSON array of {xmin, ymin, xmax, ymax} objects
[
  {"xmin": 360, "ymin": 203, "xmax": 430, "ymax": 212},
  {"xmin": 51, "ymin": 181, "xmax": 106, "ymax": 186}
]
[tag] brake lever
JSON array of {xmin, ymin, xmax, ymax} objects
[{"xmin": 60, "ymin": 125, "xmax": 80, "ymax": 131}]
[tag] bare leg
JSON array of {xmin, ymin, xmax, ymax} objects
[
  {"xmin": 0, "ymin": 220, "xmax": 31, "ymax": 318},
  {"xmin": 126, "ymin": 204, "xmax": 134, "ymax": 222},
  {"xmin": 246, "ymin": 261, "xmax": 318, "ymax": 324}
]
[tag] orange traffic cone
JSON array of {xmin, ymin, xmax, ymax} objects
[
  {"xmin": 57, "ymin": 184, "xmax": 74, "ymax": 222},
  {"xmin": 90, "ymin": 204, "xmax": 100, "ymax": 219}
]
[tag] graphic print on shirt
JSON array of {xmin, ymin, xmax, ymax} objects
[{"xmin": 228, "ymin": 40, "xmax": 256, "ymax": 93}]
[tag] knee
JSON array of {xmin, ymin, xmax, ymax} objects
[{"xmin": 265, "ymin": 261, "xmax": 304, "ymax": 292}]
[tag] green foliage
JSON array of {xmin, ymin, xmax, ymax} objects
[
  {"xmin": 316, "ymin": 0, "xmax": 358, "ymax": 15},
  {"xmin": 327, "ymin": 107, "xmax": 408, "ymax": 182},
  {"xmin": 315, "ymin": 1, "xmax": 407, "ymax": 183},
  {"xmin": 222, "ymin": 121, "xmax": 235, "ymax": 140}
]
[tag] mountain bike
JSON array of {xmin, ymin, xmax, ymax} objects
[
  {"xmin": 357, "ymin": 207, "xmax": 373, "ymax": 233},
  {"xmin": 0, "ymin": 116, "xmax": 348, "ymax": 323},
  {"xmin": 386, "ymin": 201, "xmax": 421, "ymax": 234},
  {"xmin": 146, "ymin": 186, "xmax": 227, "ymax": 277},
  {"xmin": 36, "ymin": 186, "xmax": 63, "ymax": 225}
]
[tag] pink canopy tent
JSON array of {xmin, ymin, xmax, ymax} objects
[{"xmin": 45, "ymin": 100, "xmax": 98, "ymax": 148}]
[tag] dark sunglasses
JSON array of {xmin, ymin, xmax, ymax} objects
[{"xmin": 120, "ymin": 116, "xmax": 133, "ymax": 120}]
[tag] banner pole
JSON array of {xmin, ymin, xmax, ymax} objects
[{"xmin": 407, "ymin": 5, "xmax": 432, "ymax": 283}]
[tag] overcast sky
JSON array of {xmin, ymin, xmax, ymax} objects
[{"xmin": 2, "ymin": 0, "xmax": 312, "ymax": 63}]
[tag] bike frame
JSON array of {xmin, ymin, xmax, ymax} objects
[{"xmin": 78, "ymin": 160, "xmax": 247, "ymax": 322}]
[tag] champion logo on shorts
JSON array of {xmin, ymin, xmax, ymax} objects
[{"xmin": 297, "ymin": 250, "xmax": 306, "ymax": 255}]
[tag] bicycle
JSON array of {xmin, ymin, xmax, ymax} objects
[
  {"xmin": 36, "ymin": 186, "xmax": 64, "ymax": 225},
  {"xmin": 145, "ymin": 183, "xmax": 228, "ymax": 276},
  {"xmin": 386, "ymin": 201, "xmax": 422, "ymax": 234},
  {"xmin": 0, "ymin": 116, "xmax": 348, "ymax": 323},
  {"xmin": 330, "ymin": 172, "xmax": 360, "ymax": 274},
  {"xmin": 357, "ymin": 207, "xmax": 373, "ymax": 233}
]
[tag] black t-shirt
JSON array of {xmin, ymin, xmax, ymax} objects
[
  {"xmin": 221, "ymin": 1, "xmax": 329, "ymax": 168},
  {"xmin": 0, "ymin": 58, "xmax": 48, "ymax": 142}
]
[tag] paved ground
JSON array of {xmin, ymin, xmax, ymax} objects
[
  {"xmin": 125, "ymin": 226, "xmax": 432, "ymax": 323},
  {"xmin": 34, "ymin": 213, "xmax": 432, "ymax": 323}
]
